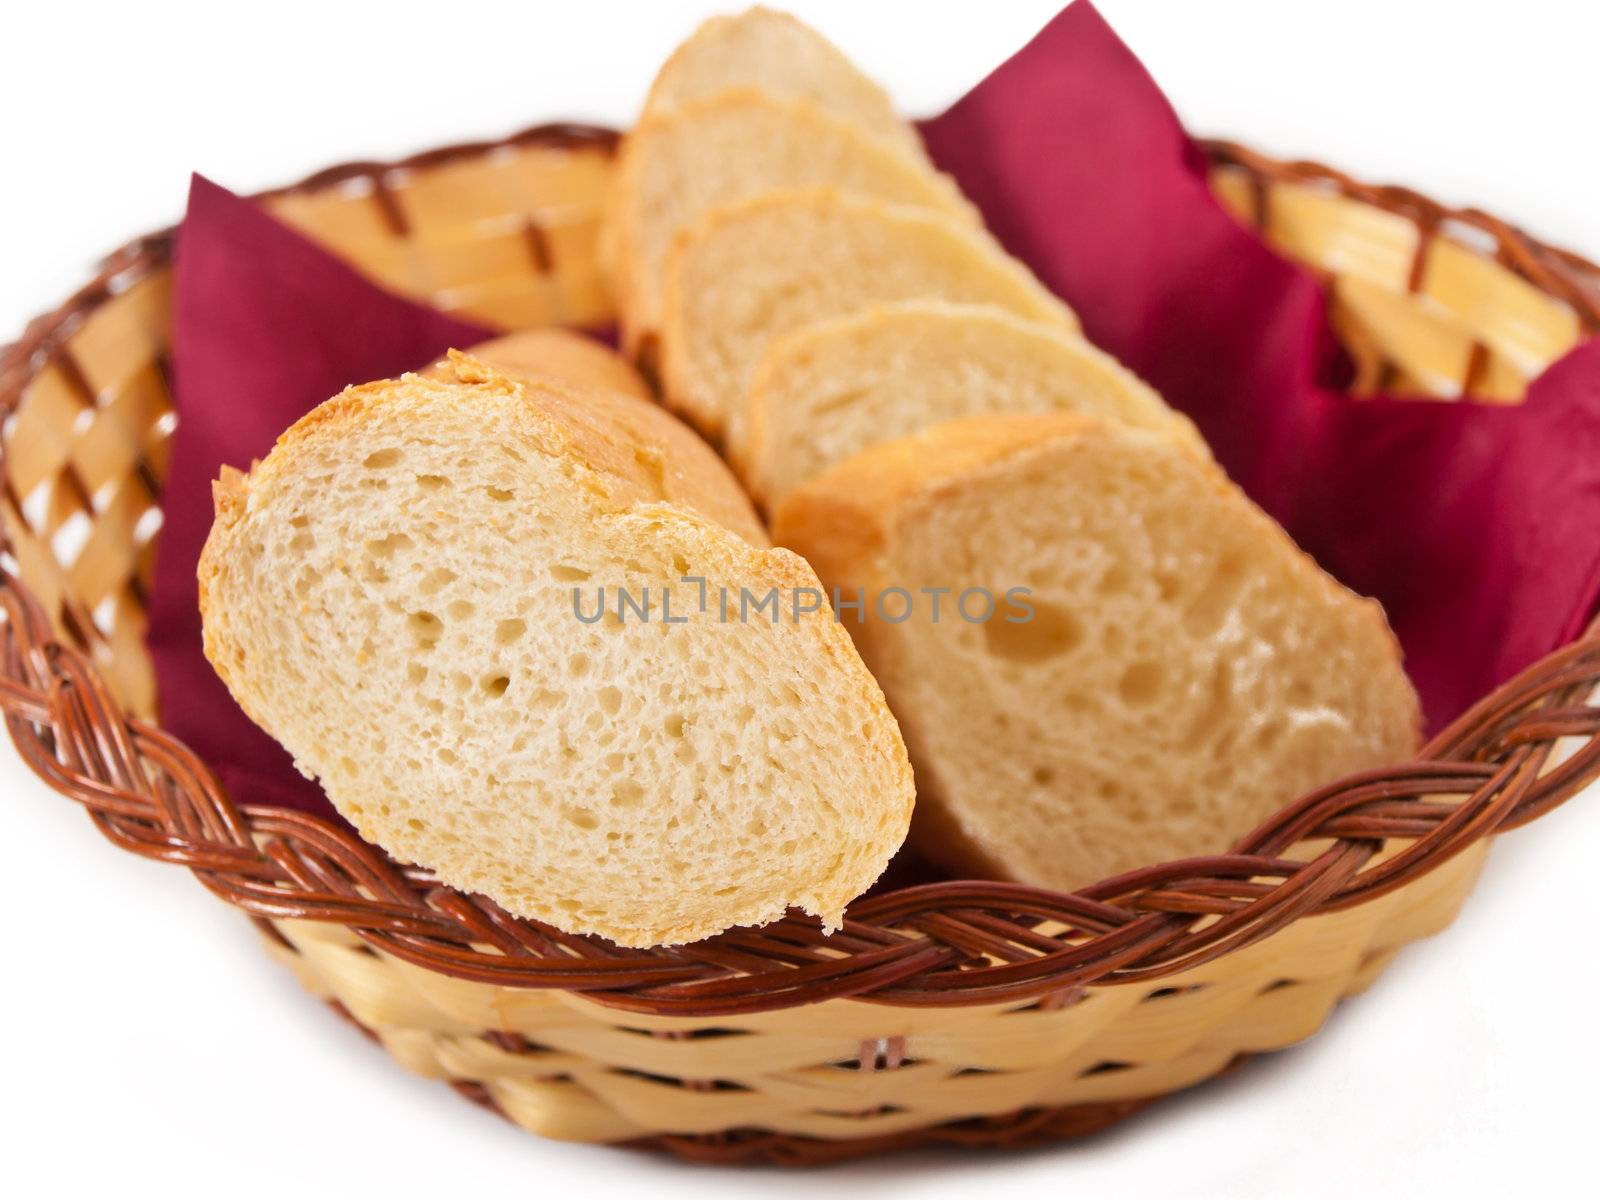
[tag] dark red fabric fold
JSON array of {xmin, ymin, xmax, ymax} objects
[
  {"xmin": 145, "ymin": 175, "xmax": 490, "ymax": 814},
  {"xmin": 919, "ymin": 1, "xmax": 1600, "ymax": 731}
]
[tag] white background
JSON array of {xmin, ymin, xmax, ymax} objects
[{"xmin": 2, "ymin": 2, "xmax": 1596, "ymax": 1196}]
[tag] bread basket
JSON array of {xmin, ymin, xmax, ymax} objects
[{"xmin": 3, "ymin": 124, "xmax": 1598, "ymax": 1166}]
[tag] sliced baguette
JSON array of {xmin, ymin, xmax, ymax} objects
[
  {"xmin": 424, "ymin": 329, "xmax": 654, "ymax": 402},
  {"xmin": 773, "ymin": 412, "xmax": 1420, "ymax": 892},
  {"xmin": 604, "ymin": 89, "xmax": 977, "ymax": 356},
  {"xmin": 642, "ymin": 6, "xmax": 925, "ymax": 161},
  {"xmin": 198, "ymin": 354, "xmax": 914, "ymax": 947},
  {"xmin": 738, "ymin": 300, "xmax": 1207, "ymax": 510},
  {"xmin": 660, "ymin": 189, "xmax": 1078, "ymax": 442}
]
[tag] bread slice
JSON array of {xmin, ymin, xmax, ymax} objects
[
  {"xmin": 642, "ymin": 6, "xmax": 925, "ymax": 161},
  {"xmin": 603, "ymin": 89, "xmax": 976, "ymax": 357},
  {"xmin": 738, "ymin": 300, "xmax": 1207, "ymax": 510},
  {"xmin": 198, "ymin": 354, "xmax": 914, "ymax": 947},
  {"xmin": 424, "ymin": 329, "xmax": 654, "ymax": 402},
  {"xmin": 659, "ymin": 190, "xmax": 1079, "ymax": 442},
  {"xmin": 773, "ymin": 412, "xmax": 1420, "ymax": 892}
]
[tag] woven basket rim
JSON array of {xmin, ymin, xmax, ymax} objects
[{"xmin": 2, "ymin": 125, "xmax": 1598, "ymax": 1018}]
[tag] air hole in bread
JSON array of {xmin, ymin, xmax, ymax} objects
[
  {"xmin": 983, "ymin": 600, "xmax": 1083, "ymax": 663},
  {"xmin": 567, "ymin": 652, "xmax": 591, "ymax": 677},
  {"xmin": 1253, "ymin": 717, "xmax": 1286, "ymax": 750},
  {"xmin": 598, "ymin": 685, "xmax": 623, "ymax": 716},
  {"xmin": 1185, "ymin": 551, "xmax": 1247, "ymax": 636},
  {"xmin": 481, "ymin": 674, "xmax": 510, "ymax": 698},
  {"xmin": 564, "ymin": 806, "xmax": 599, "ymax": 831},
  {"xmin": 408, "ymin": 611, "xmax": 442, "ymax": 647},
  {"xmin": 486, "ymin": 485, "xmax": 515, "ymax": 501},
  {"xmin": 495, "ymin": 618, "xmax": 527, "ymax": 644},
  {"xmin": 419, "ymin": 567, "xmax": 457, "ymax": 596},
  {"xmin": 550, "ymin": 564, "xmax": 590, "ymax": 583},
  {"xmin": 664, "ymin": 713, "xmax": 688, "ymax": 738},
  {"xmin": 363, "ymin": 448, "xmax": 402, "ymax": 469},
  {"xmin": 1117, "ymin": 660, "xmax": 1164, "ymax": 707},
  {"xmin": 611, "ymin": 780, "xmax": 645, "ymax": 808},
  {"xmin": 1099, "ymin": 561, "xmax": 1134, "ymax": 596},
  {"xmin": 633, "ymin": 446, "xmax": 669, "ymax": 498},
  {"xmin": 416, "ymin": 473, "xmax": 449, "ymax": 490},
  {"xmin": 367, "ymin": 532, "xmax": 412, "ymax": 557}
]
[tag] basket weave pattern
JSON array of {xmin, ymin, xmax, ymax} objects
[{"xmin": 3, "ymin": 126, "xmax": 1599, "ymax": 1163}]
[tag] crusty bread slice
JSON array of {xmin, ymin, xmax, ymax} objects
[
  {"xmin": 603, "ymin": 89, "xmax": 977, "ymax": 356},
  {"xmin": 198, "ymin": 354, "xmax": 913, "ymax": 947},
  {"xmin": 659, "ymin": 190, "xmax": 1079, "ymax": 442},
  {"xmin": 424, "ymin": 329, "xmax": 654, "ymax": 402},
  {"xmin": 738, "ymin": 300, "xmax": 1207, "ymax": 510},
  {"xmin": 642, "ymin": 7, "xmax": 925, "ymax": 161},
  {"xmin": 773, "ymin": 412, "xmax": 1420, "ymax": 893}
]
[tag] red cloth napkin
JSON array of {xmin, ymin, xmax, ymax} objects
[
  {"xmin": 919, "ymin": 0, "xmax": 1600, "ymax": 731},
  {"xmin": 147, "ymin": 2, "xmax": 1600, "ymax": 824},
  {"xmin": 146, "ymin": 175, "xmax": 490, "ymax": 814}
]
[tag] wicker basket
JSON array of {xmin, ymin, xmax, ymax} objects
[{"xmin": 3, "ymin": 124, "xmax": 1599, "ymax": 1166}]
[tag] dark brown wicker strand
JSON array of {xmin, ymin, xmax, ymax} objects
[{"xmin": 3, "ymin": 131, "xmax": 1599, "ymax": 1028}]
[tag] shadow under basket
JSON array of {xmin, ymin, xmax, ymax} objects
[{"xmin": 3, "ymin": 126, "xmax": 1600, "ymax": 1166}]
